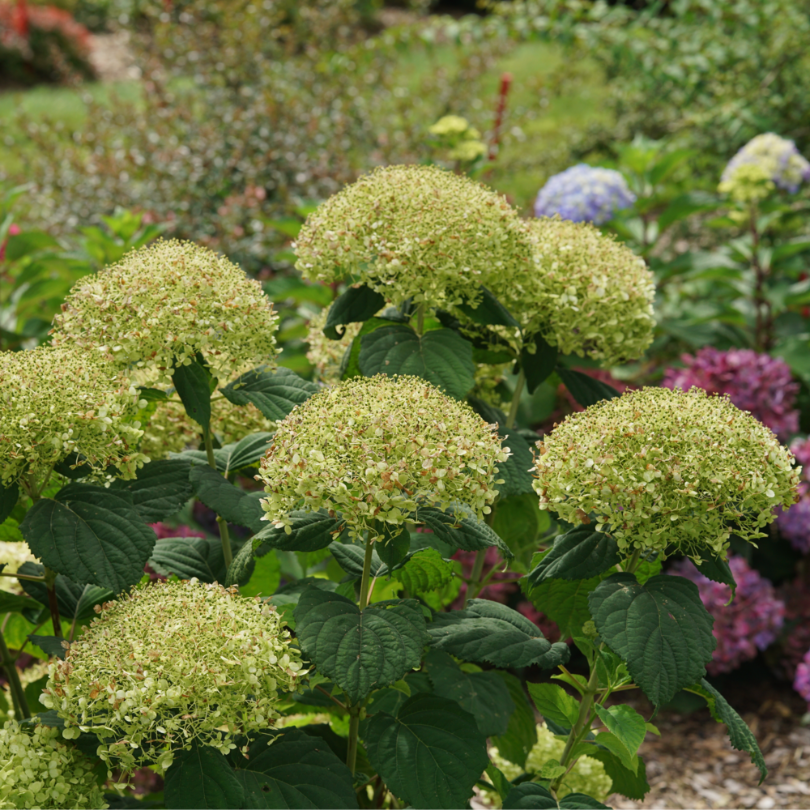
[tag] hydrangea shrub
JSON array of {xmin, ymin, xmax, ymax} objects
[{"xmin": 720, "ymin": 133, "xmax": 810, "ymax": 195}]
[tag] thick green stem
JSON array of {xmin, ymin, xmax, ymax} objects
[
  {"xmin": 203, "ymin": 424, "xmax": 233, "ymax": 570},
  {"xmin": 506, "ymin": 367, "xmax": 525, "ymax": 430},
  {"xmin": 463, "ymin": 545, "xmax": 488, "ymax": 609},
  {"xmin": 346, "ymin": 534, "xmax": 376, "ymax": 774},
  {"xmin": 0, "ymin": 626, "xmax": 30, "ymax": 719},
  {"xmin": 624, "ymin": 548, "xmax": 641, "ymax": 575},
  {"xmin": 551, "ymin": 665, "xmax": 600, "ymax": 794},
  {"xmin": 43, "ymin": 567, "xmax": 63, "ymax": 638},
  {"xmin": 415, "ymin": 303, "xmax": 426, "ymax": 337}
]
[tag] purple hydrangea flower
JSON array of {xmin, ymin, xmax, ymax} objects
[
  {"xmin": 670, "ymin": 556, "xmax": 785, "ymax": 675},
  {"xmin": 533, "ymin": 165, "xmax": 635, "ymax": 225},
  {"xmin": 662, "ymin": 347, "xmax": 799, "ymax": 440},
  {"xmin": 722, "ymin": 133, "xmax": 810, "ymax": 194},
  {"xmin": 794, "ymin": 649, "xmax": 810, "ymax": 706},
  {"xmin": 776, "ymin": 437, "xmax": 810, "ymax": 552}
]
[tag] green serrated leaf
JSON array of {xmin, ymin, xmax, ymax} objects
[
  {"xmin": 324, "ymin": 284, "xmax": 386, "ymax": 339},
  {"xmin": 522, "ymin": 572, "xmax": 604, "ymax": 640},
  {"xmin": 492, "ymin": 493, "xmax": 550, "ymax": 565},
  {"xmin": 164, "ymin": 743, "xmax": 244, "ymax": 809},
  {"xmin": 504, "ymin": 782, "xmax": 610, "ymax": 809},
  {"xmin": 172, "ymin": 359, "xmax": 213, "ymax": 427},
  {"xmin": 581, "ymin": 745, "xmax": 650, "ymax": 800},
  {"xmin": 240, "ymin": 549, "xmax": 281, "ymax": 598},
  {"xmin": 694, "ymin": 554, "xmax": 736, "ymax": 600},
  {"xmin": 359, "ymin": 326, "xmax": 475, "ymax": 399},
  {"xmin": 0, "ymin": 590, "xmax": 43, "ymax": 615},
  {"xmin": 151, "ymin": 535, "xmax": 234, "ymax": 585},
  {"xmin": 220, "ymin": 432, "xmax": 274, "ymax": 474},
  {"xmin": 424, "ymin": 650, "xmax": 515, "ymax": 736},
  {"xmin": 0, "ymin": 482, "xmax": 18, "ymax": 524},
  {"xmin": 252, "ymin": 510, "xmax": 341, "ymax": 553},
  {"xmin": 20, "ymin": 484, "xmax": 156, "ymax": 593},
  {"xmin": 137, "ymin": 386, "xmax": 170, "ymax": 403},
  {"xmin": 527, "ymin": 683, "xmax": 580, "ymax": 729},
  {"xmin": 594, "ymin": 704, "xmax": 646, "ymax": 756},
  {"xmin": 294, "ymin": 587, "xmax": 428, "ymax": 703},
  {"xmin": 394, "ymin": 548, "xmax": 454, "ymax": 594},
  {"xmin": 427, "ymin": 599, "xmax": 570, "ymax": 669},
  {"xmin": 189, "ymin": 465, "xmax": 264, "ymax": 532},
  {"xmin": 497, "ymin": 427, "xmax": 535, "ymax": 498},
  {"xmin": 456, "ymin": 285, "xmax": 520, "ymax": 328},
  {"xmin": 18, "ymin": 562, "xmax": 110, "ymax": 622},
  {"xmin": 364, "ymin": 693, "xmax": 489, "ymax": 809},
  {"xmin": 415, "ymin": 505, "xmax": 512, "ymax": 556},
  {"xmin": 593, "ymin": 731, "xmax": 638, "ymax": 774},
  {"xmin": 227, "ymin": 728, "xmax": 359, "ymax": 808},
  {"xmin": 589, "ymin": 573, "xmax": 716, "ymax": 706},
  {"xmin": 376, "ymin": 524, "xmax": 410, "ymax": 569},
  {"xmin": 29, "ymin": 634, "xmax": 68, "ymax": 660},
  {"xmin": 521, "ymin": 332, "xmax": 558, "ymax": 394},
  {"xmin": 491, "ymin": 672, "xmax": 538, "ymax": 769},
  {"xmin": 109, "ymin": 459, "xmax": 193, "ymax": 523},
  {"xmin": 329, "ymin": 541, "xmax": 386, "ymax": 580},
  {"xmin": 685, "ymin": 678, "xmax": 767, "ymax": 782},
  {"xmin": 485, "ymin": 764, "xmax": 513, "ymax": 802},
  {"xmin": 539, "ymin": 760, "xmax": 567, "ymax": 780},
  {"xmin": 221, "ymin": 366, "xmax": 318, "ymax": 421},
  {"xmin": 528, "ymin": 525, "xmax": 621, "ymax": 584},
  {"xmin": 556, "ymin": 368, "xmax": 619, "ymax": 408}
]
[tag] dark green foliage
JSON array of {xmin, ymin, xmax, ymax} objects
[
  {"xmin": 556, "ymin": 368, "xmax": 620, "ymax": 408},
  {"xmin": 164, "ymin": 744, "xmax": 244, "ymax": 810},
  {"xmin": 221, "ymin": 367, "xmax": 318, "ymax": 421},
  {"xmin": 0, "ymin": 482, "xmax": 18, "ymax": 524},
  {"xmin": 172, "ymin": 359, "xmax": 214, "ymax": 427},
  {"xmin": 18, "ymin": 562, "xmax": 111, "ymax": 621},
  {"xmin": 109, "ymin": 459, "xmax": 193, "ymax": 523},
  {"xmin": 496, "ymin": 427, "xmax": 536, "ymax": 497},
  {"xmin": 491, "ymin": 672, "xmax": 538, "ymax": 769},
  {"xmin": 324, "ymin": 284, "xmax": 386, "ymax": 339},
  {"xmin": 456, "ymin": 285, "xmax": 520, "ymax": 328},
  {"xmin": 415, "ymin": 505, "xmax": 512, "ymax": 556},
  {"xmin": 189, "ymin": 465, "xmax": 264, "ymax": 532},
  {"xmin": 521, "ymin": 332, "xmax": 559, "ymax": 393},
  {"xmin": 503, "ymin": 783, "xmax": 610, "ymax": 809},
  {"xmin": 528, "ymin": 525, "xmax": 621, "ymax": 584}
]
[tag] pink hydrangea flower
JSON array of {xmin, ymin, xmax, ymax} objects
[
  {"xmin": 794, "ymin": 650, "xmax": 810, "ymax": 706},
  {"xmin": 662, "ymin": 347, "xmax": 799, "ymax": 440},
  {"xmin": 776, "ymin": 437, "xmax": 810, "ymax": 552},
  {"xmin": 670, "ymin": 556, "xmax": 785, "ymax": 675}
]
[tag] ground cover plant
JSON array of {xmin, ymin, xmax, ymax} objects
[{"xmin": 0, "ymin": 162, "xmax": 802, "ymax": 809}]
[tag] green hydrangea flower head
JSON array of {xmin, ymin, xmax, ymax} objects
[
  {"xmin": 294, "ymin": 164, "xmax": 533, "ymax": 310},
  {"xmin": 51, "ymin": 240, "xmax": 278, "ymax": 385},
  {"xmin": 532, "ymin": 387, "xmax": 800, "ymax": 559},
  {"xmin": 0, "ymin": 345, "xmax": 146, "ymax": 487},
  {"xmin": 490, "ymin": 723, "xmax": 611, "ymax": 803},
  {"xmin": 0, "ymin": 719, "xmax": 107, "ymax": 809},
  {"xmin": 258, "ymin": 375, "xmax": 508, "ymax": 539},
  {"xmin": 488, "ymin": 217, "xmax": 655, "ymax": 365},
  {"xmin": 41, "ymin": 579, "xmax": 305, "ymax": 774}
]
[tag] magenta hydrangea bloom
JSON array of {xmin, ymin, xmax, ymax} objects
[
  {"xmin": 794, "ymin": 650, "xmax": 810, "ymax": 706},
  {"xmin": 662, "ymin": 347, "xmax": 799, "ymax": 440},
  {"xmin": 670, "ymin": 556, "xmax": 785, "ymax": 675},
  {"xmin": 775, "ymin": 438, "xmax": 810, "ymax": 552}
]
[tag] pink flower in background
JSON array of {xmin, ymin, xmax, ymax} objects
[
  {"xmin": 662, "ymin": 347, "xmax": 799, "ymax": 440},
  {"xmin": 0, "ymin": 223, "xmax": 21, "ymax": 262},
  {"xmin": 670, "ymin": 556, "xmax": 785, "ymax": 675},
  {"xmin": 794, "ymin": 650, "xmax": 810, "ymax": 706},
  {"xmin": 149, "ymin": 522, "xmax": 205, "ymax": 540},
  {"xmin": 776, "ymin": 437, "xmax": 810, "ymax": 552}
]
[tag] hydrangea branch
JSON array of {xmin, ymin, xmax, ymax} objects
[{"xmin": 0, "ymin": 626, "xmax": 30, "ymax": 720}]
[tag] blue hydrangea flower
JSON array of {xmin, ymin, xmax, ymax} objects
[
  {"xmin": 721, "ymin": 133, "xmax": 810, "ymax": 194},
  {"xmin": 533, "ymin": 164, "xmax": 635, "ymax": 225}
]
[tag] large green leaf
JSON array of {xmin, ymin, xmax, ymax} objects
[
  {"xmin": 324, "ymin": 283, "xmax": 386, "ymax": 339},
  {"xmin": 503, "ymin": 783, "xmax": 609, "ymax": 809},
  {"xmin": 497, "ymin": 427, "xmax": 535, "ymax": 498},
  {"xmin": 109, "ymin": 459, "xmax": 193, "ymax": 523},
  {"xmin": 456, "ymin": 285, "xmax": 519, "ymax": 328},
  {"xmin": 523, "ymin": 572, "xmax": 603, "ymax": 640},
  {"xmin": 694, "ymin": 554, "xmax": 736, "ymax": 599},
  {"xmin": 164, "ymin": 743, "xmax": 244, "ymax": 809},
  {"xmin": 491, "ymin": 672, "xmax": 538, "ymax": 769},
  {"xmin": 294, "ymin": 588, "xmax": 428, "ymax": 703},
  {"xmin": 685, "ymin": 679, "xmax": 767, "ymax": 782},
  {"xmin": 527, "ymin": 683, "xmax": 580, "ymax": 729},
  {"xmin": 521, "ymin": 332, "xmax": 558, "ymax": 394},
  {"xmin": 415, "ymin": 505, "xmax": 511, "ymax": 556},
  {"xmin": 150, "ymin": 535, "xmax": 232, "ymax": 584},
  {"xmin": 423, "ymin": 650, "xmax": 515, "ymax": 736},
  {"xmin": 594, "ymin": 704, "xmax": 646, "ymax": 757},
  {"xmin": 328, "ymin": 541, "xmax": 386, "ymax": 580},
  {"xmin": 580, "ymin": 746, "xmax": 650, "ymax": 800},
  {"xmin": 20, "ymin": 484, "xmax": 156, "ymax": 593},
  {"xmin": 364, "ymin": 693, "xmax": 489, "ymax": 809},
  {"xmin": 556, "ymin": 368, "xmax": 619, "ymax": 408},
  {"xmin": 427, "ymin": 599, "xmax": 570, "ymax": 669},
  {"xmin": 358, "ymin": 325, "xmax": 475, "ymax": 399},
  {"xmin": 252, "ymin": 511, "xmax": 341, "ymax": 553},
  {"xmin": 527, "ymin": 525, "xmax": 621, "ymax": 584},
  {"xmin": 227, "ymin": 728, "xmax": 359, "ymax": 808},
  {"xmin": 189, "ymin": 465, "xmax": 264, "ymax": 532},
  {"xmin": 592, "ymin": 731, "xmax": 638, "ymax": 774},
  {"xmin": 0, "ymin": 482, "xmax": 18, "ymax": 524},
  {"xmin": 172, "ymin": 358, "xmax": 213, "ymax": 427},
  {"xmin": 18, "ymin": 562, "xmax": 110, "ymax": 621},
  {"xmin": 394, "ymin": 548, "xmax": 454, "ymax": 594},
  {"xmin": 375, "ymin": 524, "xmax": 410, "ymax": 569},
  {"xmin": 589, "ymin": 573, "xmax": 716, "ymax": 706},
  {"xmin": 221, "ymin": 366, "xmax": 318, "ymax": 421},
  {"xmin": 492, "ymin": 493, "xmax": 550, "ymax": 564},
  {"xmin": 0, "ymin": 590, "xmax": 43, "ymax": 615},
  {"xmin": 220, "ymin": 432, "xmax": 274, "ymax": 473}
]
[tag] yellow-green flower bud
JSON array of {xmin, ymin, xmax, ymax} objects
[
  {"xmin": 532, "ymin": 387, "xmax": 800, "ymax": 559},
  {"xmin": 41, "ymin": 579, "xmax": 305, "ymax": 774},
  {"xmin": 488, "ymin": 218, "xmax": 655, "ymax": 366},
  {"xmin": 490, "ymin": 723, "xmax": 612, "ymax": 803},
  {"xmin": 294, "ymin": 165, "xmax": 533, "ymax": 311},
  {"xmin": 51, "ymin": 240, "xmax": 278, "ymax": 386},
  {"xmin": 0, "ymin": 346, "xmax": 146, "ymax": 487},
  {"xmin": 258, "ymin": 375, "xmax": 508, "ymax": 539},
  {"xmin": 0, "ymin": 719, "xmax": 107, "ymax": 809}
]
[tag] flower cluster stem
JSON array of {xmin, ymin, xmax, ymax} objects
[
  {"xmin": 204, "ymin": 424, "xmax": 233, "ymax": 570},
  {"xmin": 0, "ymin": 626, "xmax": 30, "ymax": 719},
  {"xmin": 43, "ymin": 566, "xmax": 63, "ymax": 638}
]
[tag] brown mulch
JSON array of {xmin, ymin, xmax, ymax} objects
[{"xmin": 609, "ymin": 682, "xmax": 810, "ymax": 809}]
